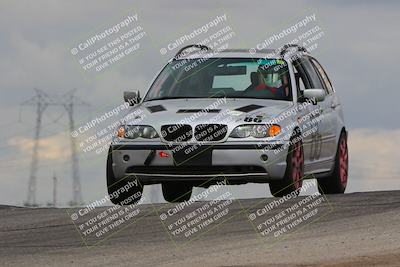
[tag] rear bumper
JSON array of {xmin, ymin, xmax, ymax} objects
[{"xmin": 110, "ymin": 142, "xmax": 289, "ymax": 184}]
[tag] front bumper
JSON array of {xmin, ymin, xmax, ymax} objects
[{"xmin": 110, "ymin": 142, "xmax": 289, "ymax": 184}]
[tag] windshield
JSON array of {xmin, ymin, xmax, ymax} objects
[{"xmin": 144, "ymin": 58, "xmax": 292, "ymax": 101}]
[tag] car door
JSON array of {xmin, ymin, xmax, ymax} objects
[
  {"xmin": 296, "ymin": 56, "xmax": 338, "ymax": 173},
  {"xmin": 309, "ymin": 58, "xmax": 339, "ymax": 162},
  {"xmin": 292, "ymin": 58, "xmax": 321, "ymax": 169},
  {"xmin": 299, "ymin": 57, "xmax": 337, "ymax": 171}
]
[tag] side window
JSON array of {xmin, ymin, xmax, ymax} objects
[
  {"xmin": 310, "ymin": 58, "xmax": 334, "ymax": 94},
  {"xmin": 298, "ymin": 57, "xmax": 324, "ymax": 89},
  {"xmin": 293, "ymin": 59, "xmax": 310, "ymax": 101},
  {"xmin": 297, "ymin": 73, "xmax": 306, "ymax": 91}
]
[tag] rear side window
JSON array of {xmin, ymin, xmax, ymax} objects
[{"xmin": 310, "ymin": 58, "xmax": 334, "ymax": 94}]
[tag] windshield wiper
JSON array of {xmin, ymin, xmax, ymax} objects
[
  {"xmin": 145, "ymin": 96, "xmax": 208, "ymax": 101},
  {"xmin": 145, "ymin": 96, "xmax": 189, "ymax": 101}
]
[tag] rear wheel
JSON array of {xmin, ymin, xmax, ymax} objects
[
  {"xmin": 162, "ymin": 182, "xmax": 192, "ymax": 203},
  {"xmin": 318, "ymin": 131, "xmax": 348, "ymax": 194},
  {"xmin": 269, "ymin": 135, "xmax": 304, "ymax": 197},
  {"xmin": 107, "ymin": 148, "xmax": 143, "ymax": 205}
]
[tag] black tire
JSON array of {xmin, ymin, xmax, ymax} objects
[
  {"xmin": 269, "ymin": 133, "xmax": 304, "ymax": 197},
  {"xmin": 318, "ymin": 131, "xmax": 348, "ymax": 194},
  {"xmin": 107, "ymin": 148, "xmax": 143, "ymax": 205},
  {"xmin": 162, "ymin": 182, "xmax": 192, "ymax": 203}
]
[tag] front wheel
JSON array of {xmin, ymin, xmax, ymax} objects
[
  {"xmin": 162, "ymin": 182, "xmax": 192, "ymax": 203},
  {"xmin": 269, "ymin": 136, "xmax": 304, "ymax": 197},
  {"xmin": 317, "ymin": 131, "xmax": 348, "ymax": 194},
  {"xmin": 107, "ymin": 148, "xmax": 143, "ymax": 205}
]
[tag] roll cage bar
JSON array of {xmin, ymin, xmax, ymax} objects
[
  {"xmin": 173, "ymin": 44, "xmax": 211, "ymax": 61},
  {"xmin": 171, "ymin": 43, "xmax": 308, "ymax": 60}
]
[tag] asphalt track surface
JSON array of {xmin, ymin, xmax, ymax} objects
[{"xmin": 1, "ymin": 190, "xmax": 400, "ymax": 267}]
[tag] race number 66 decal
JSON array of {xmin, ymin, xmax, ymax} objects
[{"xmin": 244, "ymin": 116, "xmax": 263, "ymax": 123}]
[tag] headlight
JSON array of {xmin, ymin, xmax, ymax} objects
[
  {"xmin": 141, "ymin": 126, "xmax": 159, "ymax": 139},
  {"xmin": 117, "ymin": 125, "xmax": 159, "ymax": 139},
  {"xmin": 229, "ymin": 125, "xmax": 254, "ymax": 138},
  {"xmin": 229, "ymin": 124, "xmax": 281, "ymax": 138}
]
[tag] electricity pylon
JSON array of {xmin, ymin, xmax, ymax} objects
[
  {"xmin": 64, "ymin": 89, "xmax": 88, "ymax": 206},
  {"xmin": 22, "ymin": 89, "xmax": 89, "ymax": 206},
  {"xmin": 22, "ymin": 89, "xmax": 48, "ymax": 206},
  {"xmin": 53, "ymin": 172, "xmax": 57, "ymax": 207}
]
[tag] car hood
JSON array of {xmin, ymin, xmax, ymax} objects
[{"xmin": 127, "ymin": 98, "xmax": 293, "ymax": 127}]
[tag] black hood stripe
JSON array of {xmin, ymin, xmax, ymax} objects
[
  {"xmin": 146, "ymin": 105, "xmax": 166, "ymax": 113},
  {"xmin": 235, "ymin": 104, "xmax": 264, "ymax": 113}
]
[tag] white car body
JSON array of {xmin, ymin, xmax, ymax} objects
[{"xmin": 107, "ymin": 45, "xmax": 348, "ymax": 204}]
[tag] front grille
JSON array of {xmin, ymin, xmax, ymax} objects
[
  {"xmin": 161, "ymin": 124, "xmax": 192, "ymax": 142},
  {"xmin": 194, "ymin": 124, "xmax": 228, "ymax": 141}
]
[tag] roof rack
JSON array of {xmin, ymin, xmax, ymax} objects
[
  {"xmin": 279, "ymin": 44, "xmax": 308, "ymax": 57},
  {"xmin": 173, "ymin": 44, "xmax": 211, "ymax": 60}
]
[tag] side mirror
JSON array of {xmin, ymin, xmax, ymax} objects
[
  {"xmin": 303, "ymin": 89, "xmax": 326, "ymax": 103},
  {"xmin": 123, "ymin": 91, "xmax": 141, "ymax": 106}
]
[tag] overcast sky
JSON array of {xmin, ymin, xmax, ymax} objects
[{"xmin": 0, "ymin": 0, "xmax": 399, "ymax": 206}]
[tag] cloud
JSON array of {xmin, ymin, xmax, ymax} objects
[
  {"xmin": 348, "ymin": 128, "xmax": 400, "ymax": 191},
  {"xmin": 8, "ymin": 132, "xmax": 71, "ymax": 161}
]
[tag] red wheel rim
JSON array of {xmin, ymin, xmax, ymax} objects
[
  {"xmin": 292, "ymin": 141, "xmax": 304, "ymax": 190},
  {"xmin": 339, "ymin": 136, "xmax": 348, "ymax": 188}
]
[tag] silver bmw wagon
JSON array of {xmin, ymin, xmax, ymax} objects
[{"xmin": 107, "ymin": 44, "xmax": 348, "ymax": 205}]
